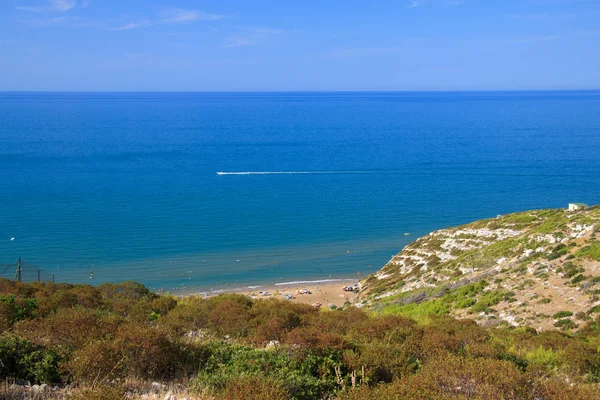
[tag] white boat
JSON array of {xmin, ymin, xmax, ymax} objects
[{"xmin": 216, "ymin": 172, "xmax": 225, "ymax": 175}]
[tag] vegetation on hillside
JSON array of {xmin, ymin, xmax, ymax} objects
[
  {"xmin": 360, "ymin": 207, "xmax": 600, "ymax": 330},
  {"xmin": 1, "ymin": 279, "xmax": 600, "ymax": 399}
]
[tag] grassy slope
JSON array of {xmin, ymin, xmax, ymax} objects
[{"xmin": 359, "ymin": 206, "xmax": 600, "ymax": 330}]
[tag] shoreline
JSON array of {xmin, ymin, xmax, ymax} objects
[{"xmin": 176, "ymin": 277, "xmax": 361, "ymax": 308}]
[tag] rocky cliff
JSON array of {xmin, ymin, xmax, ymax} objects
[{"xmin": 360, "ymin": 206, "xmax": 600, "ymax": 331}]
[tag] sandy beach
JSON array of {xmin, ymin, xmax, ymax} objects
[
  {"xmin": 181, "ymin": 280, "xmax": 361, "ymax": 308},
  {"xmin": 246, "ymin": 281, "xmax": 360, "ymax": 307}
]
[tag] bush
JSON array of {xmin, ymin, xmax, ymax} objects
[
  {"xmin": 113, "ymin": 322, "xmax": 185, "ymax": 380},
  {"xmin": 400, "ymin": 352, "xmax": 526, "ymax": 399},
  {"xmin": 284, "ymin": 325, "xmax": 348, "ymax": 352},
  {"xmin": 471, "ymin": 291, "xmax": 506, "ymax": 313},
  {"xmin": 14, "ymin": 307, "xmax": 121, "ymax": 357},
  {"xmin": 157, "ymin": 301, "xmax": 206, "ymax": 338},
  {"xmin": 554, "ymin": 319, "xmax": 577, "ymax": 330},
  {"xmin": 0, "ymin": 333, "xmax": 60, "ymax": 383},
  {"xmin": 578, "ymin": 243, "xmax": 600, "ymax": 261},
  {"xmin": 207, "ymin": 295, "xmax": 253, "ymax": 337},
  {"xmin": 3, "ymin": 280, "xmax": 600, "ymax": 398},
  {"xmin": 191, "ymin": 342, "xmax": 339, "ymax": 399},
  {"xmin": 0, "ymin": 294, "xmax": 37, "ymax": 325},
  {"xmin": 547, "ymin": 243, "xmax": 568, "ymax": 260},
  {"xmin": 68, "ymin": 384, "xmax": 126, "ymax": 400},
  {"xmin": 533, "ymin": 377, "xmax": 600, "ymax": 399},
  {"xmin": 64, "ymin": 340, "xmax": 125, "ymax": 383},
  {"xmin": 345, "ymin": 340, "xmax": 421, "ymax": 383},
  {"xmin": 219, "ymin": 375, "xmax": 290, "ymax": 400},
  {"xmin": 552, "ymin": 311, "xmax": 573, "ymax": 319}
]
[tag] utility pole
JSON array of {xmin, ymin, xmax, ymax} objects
[
  {"xmin": 15, "ymin": 257, "xmax": 22, "ymax": 282},
  {"xmin": 37, "ymin": 270, "xmax": 41, "ymax": 282}
]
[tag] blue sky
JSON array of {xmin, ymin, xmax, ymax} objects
[{"xmin": 0, "ymin": 0, "xmax": 599, "ymax": 91}]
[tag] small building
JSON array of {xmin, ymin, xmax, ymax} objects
[{"xmin": 568, "ymin": 203, "xmax": 588, "ymax": 211}]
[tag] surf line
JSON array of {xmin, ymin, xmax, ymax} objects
[{"xmin": 216, "ymin": 170, "xmax": 386, "ymax": 175}]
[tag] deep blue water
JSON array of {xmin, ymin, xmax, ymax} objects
[{"xmin": 1, "ymin": 91, "xmax": 599, "ymax": 293}]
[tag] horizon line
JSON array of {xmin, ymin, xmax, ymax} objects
[{"xmin": 1, "ymin": 89, "xmax": 599, "ymax": 94}]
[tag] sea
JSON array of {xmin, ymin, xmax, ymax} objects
[{"xmin": 1, "ymin": 91, "xmax": 599, "ymax": 294}]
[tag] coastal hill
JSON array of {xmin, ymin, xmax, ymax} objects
[
  {"xmin": 359, "ymin": 206, "xmax": 600, "ymax": 331},
  {"xmin": 3, "ymin": 209, "xmax": 600, "ymax": 398}
]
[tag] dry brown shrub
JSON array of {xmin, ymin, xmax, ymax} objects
[
  {"xmin": 0, "ymin": 278, "xmax": 18, "ymax": 296},
  {"xmin": 347, "ymin": 314, "xmax": 420, "ymax": 344},
  {"xmin": 405, "ymin": 352, "xmax": 526, "ymax": 399},
  {"xmin": 208, "ymin": 297, "xmax": 252, "ymax": 337},
  {"xmin": 0, "ymin": 302, "xmax": 17, "ymax": 333},
  {"xmin": 245, "ymin": 299, "xmax": 310, "ymax": 344},
  {"xmin": 151, "ymin": 295, "xmax": 177, "ymax": 316},
  {"xmin": 14, "ymin": 307, "xmax": 121, "ymax": 356},
  {"xmin": 35, "ymin": 285, "xmax": 104, "ymax": 316},
  {"xmin": 157, "ymin": 302, "xmax": 204, "ymax": 337},
  {"xmin": 63, "ymin": 340, "xmax": 125, "ymax": 383},
  {"xmin": 531, "ymin": 377, "xmax": 600, "ymax": 399},
  {"xmin": 337, "ymin": 379, "xmax": 449, "ymax": 400},
  {"xmin": 98, "ymin": 281, "xmax": 152, "ymax": 301},
  {"xmin": 219, "ymin": 375, "xmax": 290, "ymax": 400},
  {"xmin": 114, "ymin": 322, "xmax": 184, "ymax": 380},
  {"xmin": 465, "ymin": 342, "xmax": 501, "ymax": 359},
  {"xmin": 68, "ymin": 384, "xmax": 126, "ymax": 400},
  {"xmin": 284, "ymin": 325, "xmax": 347, "ymax": 352},
  {"xmin": 345, "ymin": 337, "xmax": 422, "ymax": 383},
  {"xmin": 300, "ymin": 307, "xmax": 367, "ymax": 337},
  {"xmin": 420, "ymin": 317, "xmax": 488, "ymax": 359},
  {"xmin": 560, "ymin": 340, "xmax": 600, "ymax": 378}
]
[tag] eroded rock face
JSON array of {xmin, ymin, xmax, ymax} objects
[{"xmin": 360, "ymin": 207, "xmax": 600, "ymax": 331}]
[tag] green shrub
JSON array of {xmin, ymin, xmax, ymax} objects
[
  {"xmin": 191, "ymin": 342, "xmax": 339, "ymax": 399},
  {"xmin": 0, "ymin": 294, "xmax": 37, "ymax": 324},
  {"xmin": 588, "ymin": 305, "xmax": 600, "ymax": 314},
  {"xmin": 554, "ymin": 319, "xmax": 577, "ymax": 330},
  {"xmin": 471, "ymin": 291, "xmax": 506, "ymax": 313},
  {"xmin": 578, "ymin": 243, "xmax": 600, "ymax": 261},
  {"xmin": 0, "ymin": 333, "xmax": 60, "ymax": 383},
  {"xmin": 455, "ymin": 297, "xmax": 476, "ymax": 309},
  {"xmin": 553, "ymin": 311, "xmax": 574, "ymax": 319}
]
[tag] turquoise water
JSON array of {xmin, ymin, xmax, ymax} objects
[{"xmin": 1, "ymin": 91, "xmax": 599, "ymax": 293}]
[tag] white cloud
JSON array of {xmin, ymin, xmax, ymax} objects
[
  {"xmin": 407, "ymin": 1, "xmax": 425, "ymax": 8},
  {"xmin": 16, "ymin": 0, "xmax": 78, "ymax": 13},
  {"xmin": 406, "ymin": 0, "xmax": 465, "ymax": 8},
  {"xmin": 112, "ymin": 8, "xmax": 223, "ymax": 31},
  {"xmin": 159, "ymin": 8, "xmax": 223, "ymax": 23},
  {"xmin": 112, "ymin": 21, "xmax": 153, "ymax": 31},
  {"xmin": 50, "ymin": 0, "xmax": 76, "ymax": 12},
  {"xmin": 442, "ymin": 0, "xmax": 465, "ymax": 6},
  {"xmin": 222, "ymin": 27, "xmax": 283, "ymax": 48}
]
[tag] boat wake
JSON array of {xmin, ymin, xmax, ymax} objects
[{"xmin": 216, "ymin": 170, "xmax": 383, "ymax": 175}]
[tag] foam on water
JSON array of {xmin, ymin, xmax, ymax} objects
[{"xmin": 216, "ymin": 170, "xmax": 388, "ymax": 175}]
